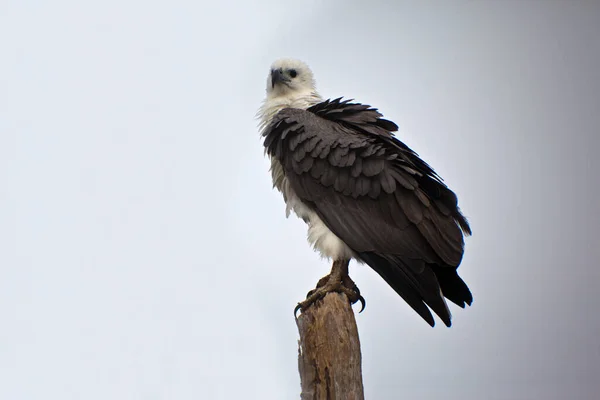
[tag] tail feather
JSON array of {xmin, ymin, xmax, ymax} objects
[
  {"xmin": 358, "ymin": 252, "xmax": 472, "ymax": 327},
  {"xmin": 432, "ymin": 266, "xmax": 473, "ymax": 308},
  {"xmin": 361, "ymin": 252, "xmax": 437, "ymax": 326}
]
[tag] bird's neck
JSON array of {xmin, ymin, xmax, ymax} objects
[{"xmin": 257, "ymin": 90, "xmax": 322, "ymax": 134}]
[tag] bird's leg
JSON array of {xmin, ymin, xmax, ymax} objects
[
  {"xmin": 342, "ymin": 274, "xmax": 362, "ymax": 301},
  {"xmin": 312, "ymin": 275, "xmax": 331, "ymax": 291},
  {"xmin": 303, "ymin": 260, "xmax": 347, "ymax": 299},
  {"xmin": 295, "ymin": 259, "xmax": 365, "ymax": 318}
]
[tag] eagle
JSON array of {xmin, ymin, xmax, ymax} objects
[{"xmin": 258, "ymin": 58, "xmax": 472, "ymax": 327}]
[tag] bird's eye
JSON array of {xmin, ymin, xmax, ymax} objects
[{"xmin": 289, "ymin": 69, "xmax": 298, "ymax": 78}]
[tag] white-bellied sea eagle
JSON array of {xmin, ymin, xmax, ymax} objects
[{"xmin": 258, "ymin": 58, "xmax": 472, "ymax": 327}]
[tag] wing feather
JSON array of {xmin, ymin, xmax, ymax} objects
[{"xmin": 262, "ymin": 98, "xmax": 472, "ymax": 326}]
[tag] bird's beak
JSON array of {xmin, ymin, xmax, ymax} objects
[{"xmin": 271, "ymin": 68, "xmax": 288, "ymax": 88}]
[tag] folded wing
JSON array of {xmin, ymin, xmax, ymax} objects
[{"xmin": 263, "ymin": 98, "xmax": 472, "ymax": 326}]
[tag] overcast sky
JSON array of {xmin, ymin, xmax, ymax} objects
[{"xmin": 2, "ymin": 1, "xmax": 599, "ymax": 399}]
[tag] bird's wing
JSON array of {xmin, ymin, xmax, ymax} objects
[{"xmin": 263, "ymin": 98, "xmax": 472, "ymax": 326}]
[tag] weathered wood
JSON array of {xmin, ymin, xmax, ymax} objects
[{"xmin": 297, "ymin": 292, "xmax": 364, "ymax": 400}]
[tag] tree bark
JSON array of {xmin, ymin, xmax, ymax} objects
[{"xmin": 296, "ymin": 292, "xmax": 364, "ymax": 400}]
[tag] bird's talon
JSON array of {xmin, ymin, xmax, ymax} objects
[
  {"xmin": 294, "ymin": 260, "xmax": 366, "ymax": 317},
  {"xmin": 357, "ymin": 295, "xmax": 366, "ymax": 313}
]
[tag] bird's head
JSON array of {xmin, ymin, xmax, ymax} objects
[{"xmin": 265, "ymin": 58, "xmax": 317, "ymax": 99}]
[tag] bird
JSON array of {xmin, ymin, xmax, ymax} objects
[{"xmin": 257, "ymin": 58, "xmax": 472, "ymax": 327}]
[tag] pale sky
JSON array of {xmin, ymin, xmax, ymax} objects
[{"xmin": 2, "ymin": 1, "xmax": 599, "ymax": 399}]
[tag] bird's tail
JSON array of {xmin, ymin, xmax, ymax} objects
[{"xmin": 357, "ymin": 252, "xmax": 472, "ymax": 327}]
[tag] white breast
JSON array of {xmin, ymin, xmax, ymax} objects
[
  {"xmin": 259, "ymin": 93, "xmax": 355, "ymax": 261},
  {"xmin": 270, "ymin": 158, "xmax": 355, "ymax": 261}
]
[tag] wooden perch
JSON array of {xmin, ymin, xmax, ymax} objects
[{"xmin": 296, "ymin": 292, "xmax": 365, "ymax": 400}]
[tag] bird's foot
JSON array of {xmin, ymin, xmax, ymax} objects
[{"xmin": 294, "ymin": 273, "xmax": 365, "ymax": 318}]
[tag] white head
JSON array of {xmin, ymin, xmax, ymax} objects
[
  {"xmin": 265, "ymin": 58, "xmax": 318, "ymax": 100},
  {"xmin": 258, "ymin": 58, "xmax": 322, "ymax": 132}
]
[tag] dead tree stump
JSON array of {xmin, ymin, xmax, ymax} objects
[{"xmin": 296, "ymin": 292, "xmax": 364, "ymax": 400}]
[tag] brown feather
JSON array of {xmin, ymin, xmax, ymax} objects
[{"xmin": 262, "ymin": 98, "xmax": 472, "ymax": 327}]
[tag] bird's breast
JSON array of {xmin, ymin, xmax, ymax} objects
[{"xmin": 269, "ymin": 157, "xmax": 355, "ymax": 261}]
